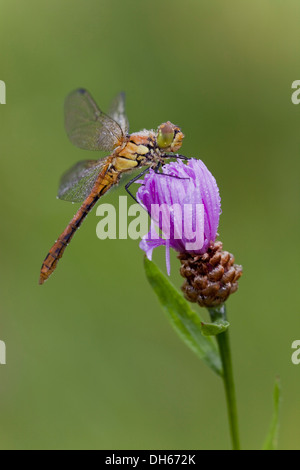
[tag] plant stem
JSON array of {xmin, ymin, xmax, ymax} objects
[{"xmin": 208, "ymin": 304, "xmax": 241, "ymax": 450}]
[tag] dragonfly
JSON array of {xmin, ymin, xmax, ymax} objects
[{"xmin": 39, "ymin": 88, "xmax": 185, "ymax": 285}]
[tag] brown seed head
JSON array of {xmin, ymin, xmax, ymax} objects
[{"xmin": 178, "ymin": 241, "xmax": 242, "ymax": 308}]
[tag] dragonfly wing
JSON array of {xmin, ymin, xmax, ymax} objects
[
  {"xmin": 108, "ymin": 92, "xmax": 129, "ymax": 134},
  {"xmin": 58, "ymin": 159, "xmax": 107, "ymax": 203},
  {"xmin": 65, "ymin": 89, "xmax": 124, "ymax": 151}
]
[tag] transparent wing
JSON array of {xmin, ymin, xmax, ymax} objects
[
  {"xmin": 58, "ymin": 159, "xmax": 107, "ymax": 203},
  {"xmin": 64, "ymin": 89, "xmax": 124, "ymax": 151},
  {"xmin": 108, "ymin": 92, "xmax": 129, "ymax": 134}
]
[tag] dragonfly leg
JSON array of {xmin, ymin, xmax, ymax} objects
[
  {"xmin": 163, "ymin": 153, "xmax": 191, "ymax": 162},
  {"xmin": 125, "ymin": 166, "xmax": 151, "ymax": 203},
  {"xmin": 125, "ymin": 159, "xmax": 190, "ymax": 205},
  {"xmin": 155, "ymin": 161, "xmax": 189, "ymax": 181},
  {"xmin": 155, "ymin": 161, "xmax": 187, "ymax": 179},
  {"xmin": 154, "ymin": 161, "xmax": 162, "ymax": 173},
  {"xmin": 154, "ymin": 173, "xmax": 190, "ymax": 181}
]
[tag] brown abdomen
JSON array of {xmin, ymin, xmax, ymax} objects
[{"xmin": 39, "ymin": 164, "xmax": 119, "ymax": 285}]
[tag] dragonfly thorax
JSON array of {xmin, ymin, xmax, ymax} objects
[{"xmin": 115, "ymin": 121, "xmax": 184, "ymax": 171}]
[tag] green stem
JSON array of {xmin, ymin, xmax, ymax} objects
[{"xmin": 208, "ymin": 304, "xmax": 241, "ymax": 450}]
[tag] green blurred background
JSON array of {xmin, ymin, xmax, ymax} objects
[{"xmin": 1, "ymin": 0, "xmax": 300, "ymax": 450}]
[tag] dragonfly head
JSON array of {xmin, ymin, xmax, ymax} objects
[{"xmin": 157, "ymin": 121, "xmax": 184, "ymax": 153}]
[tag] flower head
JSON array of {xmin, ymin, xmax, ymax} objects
[{"xmin": 137, "ymin": 158, "xmax": 221, "ymax": 273}]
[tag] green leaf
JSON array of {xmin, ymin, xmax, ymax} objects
[
  {"xmin": 144, "ymin": 258, "xmax": 223, "ymax": 376},
  {"xmin": 262, "ymin": 378, "xmax": 281, "ymax": 450},
  {"xmin": 201, "ymin": 320, "xmax": 230, "ymax": 336}
]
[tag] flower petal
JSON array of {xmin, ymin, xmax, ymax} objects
[{"xmin": 137, "ymin": 159, "xmax": 221, "ymax": 273}]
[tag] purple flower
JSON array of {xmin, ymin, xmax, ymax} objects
[{"xmin": 137, "ymin": 158, "xmax": 221, "ymax": 274}]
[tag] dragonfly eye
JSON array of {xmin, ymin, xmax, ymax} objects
[
  {"xmin": 157, "ymin": 121, "xmax": 184, "ymax": 152},
  {"xmin": 157, "ymin": 121, "xmax": 175, "ymax": 149}
]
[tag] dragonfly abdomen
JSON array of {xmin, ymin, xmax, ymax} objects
[
  {"xmin": 39, "ymin": 164, "xmax": 119, "ymax": 285},
  {"xmin": 39, "ymin": 193, "xmax": 99, "ymax": 285}
]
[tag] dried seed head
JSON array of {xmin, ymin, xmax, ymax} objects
[{"xmin": 178, "ymin": 241, "xmax": 242, "ymax": 308}]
